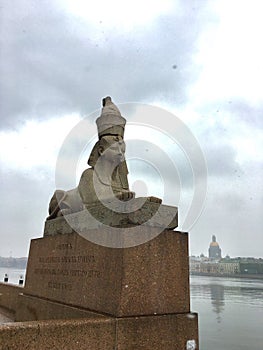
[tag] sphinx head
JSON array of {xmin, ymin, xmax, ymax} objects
[{"xmin": 88, "ymin": 135, "xmax": 126, "ymax": 168}]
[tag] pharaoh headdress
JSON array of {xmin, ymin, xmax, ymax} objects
[{"xmin": 88, "ymin": 97, "xmax": 129, "ymax": 190}]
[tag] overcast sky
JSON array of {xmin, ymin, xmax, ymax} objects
[{"xmin": 0, "ymin": 0, "xmax": 262, "ymax": 258}]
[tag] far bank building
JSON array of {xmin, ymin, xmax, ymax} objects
[{"xmin": 208, "ymin": 235, "xmax": 222, "ymax": 259}]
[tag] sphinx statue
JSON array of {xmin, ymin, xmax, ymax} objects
[
  {"xmin": 44, "ymin": 96, "xmax": 179, "ymax": 235},
  {"xmin": 47, "ymin": 96, "xmax": 160, "ymax": 221}
]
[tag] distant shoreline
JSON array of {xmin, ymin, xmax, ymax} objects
[
  {"xmin": 0, "ymin": 257, "xmax": 27, "ymax": 270},
  {"xmin": 190, "ymin": 272, "xmax": 263, "ymax": 280}
]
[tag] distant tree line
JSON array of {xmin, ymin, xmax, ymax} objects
[{"xmin": 0, "ymin": 257, "xmax": 27, "ymax": 269}]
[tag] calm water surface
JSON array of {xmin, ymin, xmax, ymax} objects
[
  {"xmin": 1, "ymin": 269, "xmax": 262, "ymax": 349},
  {"xmin": 190, "ymin": 275, "xmax": 263, "ymax": 350}
]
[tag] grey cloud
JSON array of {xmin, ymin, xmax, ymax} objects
[
  {"xmin": 204, "ymin": 144, "xmax": 243, "ymax": 178},
  {"xmin": 126, "ymin": 139, "xmax": 193, "ymax": 188},
  {"xmin": 195, "ymin": 99, "xmax": 263, "ymax": 130},
  {"xmin": 0, "ymin": 0, "xmax": 214, "ymax": 129},
  {"xmin": 225, "ymin": 100, "xmax": 263, "ymax": 127}
]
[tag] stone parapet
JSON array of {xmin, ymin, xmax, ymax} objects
[
  {"xmin": 0, "ymin": 283, "xmax": 23, "ymax": 313},
  {"xmin": 0, "ymin": 313, "xmax": 198, "ymax": 350},
  {"xmin": 15, "ymin": 293, "xmax": 107, "ymax": 322}
]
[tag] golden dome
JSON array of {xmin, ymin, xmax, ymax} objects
[{"xmin": 210, "ymin": 241, "xmax": 219, "ymax": 247}]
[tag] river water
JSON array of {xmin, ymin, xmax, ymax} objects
[
  {"xmin": 1, "ymin": 269, "xmax": 263, "ymax": 349},
  {"xmin": 190, "ymin": 275, "xmax": 263, "ymax": 350}
]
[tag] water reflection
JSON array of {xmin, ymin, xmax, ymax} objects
[
  {"xmin": 191, "ymin": 282, "xmax": 225, "ymax": 323},
  {"xmin": 210, "ymin": 284, "xmax": 224, "ymax": 323}
]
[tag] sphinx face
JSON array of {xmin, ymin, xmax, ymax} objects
[{"xmin": 99, "ymin": 136, "xmax": 126, "ymax": 166}]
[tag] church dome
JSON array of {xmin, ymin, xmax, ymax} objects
[
  {"xmin": 210, "ymin": 241, "xmax": 219, "ymax": 247},
  {"xmin": 208, "ymin": 235, "xmax": 222, "ymax": 259}
]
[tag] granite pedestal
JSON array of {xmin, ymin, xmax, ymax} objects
[{"xmin": 15, "ymin": 222, "xmax": 198, "ymax": 349}]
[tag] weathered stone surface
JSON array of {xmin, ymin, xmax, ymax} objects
[
  {"xmin": 0, "ymin": 313, "xmax": 198, "ymax": 350},
  {"xmin": 0, "ymin": 306, "xmax": 14, "ymax": 324},
  {"xmin": 15, "ymin": 293, "xmax": 107, "ymax": 322},
  {"xmin": 116, "ymin": 313, "xmax": 199, "ymax": 350},
  {"xmin": 44, "ymin": 200, "xmax": 178, "ymax": 236},
  {"xmin": 24, "ymin": 229, "xmax": 189, "ymax": 317},
  {"xmin": 0, "ymin": 318, "xmax": 116, "ymax": 350},
  {"xmin": 0, "ymin": 283, "xmax": 23, "ymax": 319}
]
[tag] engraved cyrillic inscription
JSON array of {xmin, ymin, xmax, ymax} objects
[
  {"xmin": 34, "ymin": 253, "xmax": 101, "ymax": 288},
  {"xmin": 38, "ymin": 255, "xmax": 96, "ymax": 264},
  {"xmin": 56, "ymin": 243, "xmax": 73, "ymax": 250},
  {"xmin": 70, "ymin": 269, "xmax": 101, "ymax": 278},
  {"xmin": 48, "ymin": 281, "xmax": 72, "ymax": 291}
]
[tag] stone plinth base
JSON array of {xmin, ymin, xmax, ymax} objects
[
  {"xmin": 23, "ymin": 229, "xmax": 190, "ymax": 317},
  {"xmin": 44, "ymin": 201, "xmax": 178, "ymax": 237},
  {"xmin": 0, "ymin": 313, "xmax": 198, "ymax": 350}
]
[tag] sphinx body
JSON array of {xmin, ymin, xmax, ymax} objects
[{"xmin": 47, "ymin": 135, "xmax": 134, "ymax": 220}]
